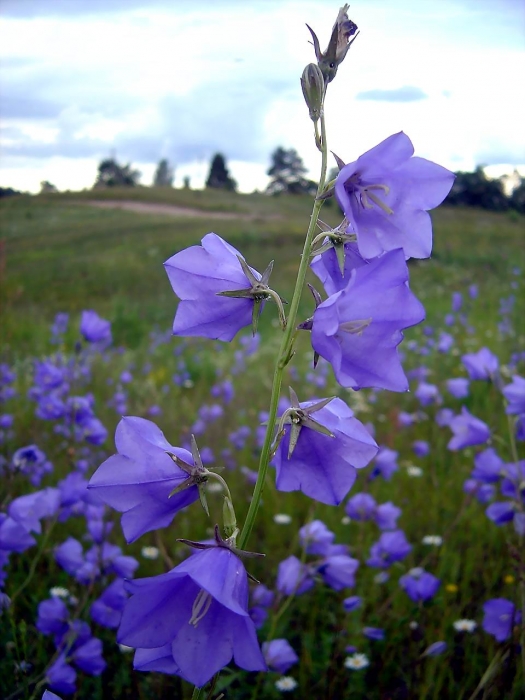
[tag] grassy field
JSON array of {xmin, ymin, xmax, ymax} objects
[{"xmin": 0, "ymin": 189, "xmax": 524, "ymax": 699}]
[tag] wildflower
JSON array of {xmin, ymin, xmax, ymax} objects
[
  {"xmin": 311, "ymin": 249, "xmax": 425, "ymax": 391},
  {"xmin": 453, "ymin": 619, "xmax": 477, "ymax": 633},
  {"xmin": 263, "ymin": 639, "xmax": 299, "ymax": 674},
  {"xmin": 504, "ymin": 574, "xmax": 515, "ymax": 584},
  {"xmin": 344, "ymin": 653, "xmax": 369, "ymax": 670},
  {"xmin": 317, "ymin": 554, "xmax": 359, "ymax": 590},
  {"xmin": 447, "ymin": 407, "xmax": 490, "ymax": 451},
  {"xmin": 423, "ymin": 641, "xmax": 447, "ymax": 657},
  {"xmin": 299, "ymin": 520, "xmax": 335, "ymax": 555},
  {"xmin": 422, "ymin": 535, "xmax": 442, "ymax": 546},
  {"xmin": 363, "ymin": 627, "xmax": 384, "ymax": 641},
  {"xmin": 164, "ymin": 233, "xmax": 283, "ymax": 341},
  {"xmin": 88, "ymin": 417, "xmax": 201, "ymax": 543},
  {"xmin": 277, "ymin": 556, "xmax": 315, "ymax": 596},
  {"xmin": 272, "ymin": 395, "xmax": 378, "ymax": 505},
  {"xmin": 343, "ymin": 595, "xmax": 362, "ymax": 612},
  {"xmin": 399, "ymin": 568, "xmax": 440, "ymax": 602},
  {"xmin": 49, "ymin": 587, "xmax": 70, "ymax": 599},
  {"xmin": 446, "ymin": 378, "xmax": 470, "ymax": 399},
  {"xmin": 503, "ymin": 375, "xmax": 525, "ymax": 415},
  {"xmin": 407, "ymin": 466, "xmax": 423, "ymax": 477},
  {"xmin": 119, "ymin": 540, "xmax": 266, "ymax": 687},
  {"xmin": 274, "ymin": 514, "xmax": 292, "ymax": 525},
  {"xmin": 141, "ymin": 546, "xmax": 160, "ymax": 560},
  {"xmin": 446, "ymin": 584, "xmax": 458, "ymax": 593},
  {"xmin": 80, "ymin": 310, "xmax": 112, "ymax": 345},
  {"xmin": 275, "ymin": 676, "xmax": 298, "ymax": 692},
  {"xmin": 482, "ymin": 598, "xmax": 519, "ymax": 642},
  {"xmin": 333, "ymin": 132, "xmax": 454, "ymax": 260},
  {"xmin": 367, "ymin": 530, "xmax": 412, "ymax": 568},
  {"xmin": 461, "ymin": 347, "xmax": 499, "ymax": 381}
]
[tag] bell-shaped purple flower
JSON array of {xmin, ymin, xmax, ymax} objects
[
  {"xmin": 446, "ymin": 378, "xmax": 470, "ymax": 399},
  {"xmin": 272, "ymin": 397, "xmax": 378, "ymax": 505},
  {"xmin": 461, "ymin": 347, "xmax": 499, "ymax": 381},
  {"xmin": 46, "ymin": 655, "xmax": 77, "ymax": 695},
  {"xmin": 503, "ymin": 375, "xmax": 525, "ymax": 415},
  {"xmin": 374, "ymin": 502, "xmax": 401, "ymax": 530},
  {"xmin": 80, "ymin": 310, "xmax": 112, "ymax": 345},
  {"xmin": 117, "ymin": 546, "xmax": 266, "ymax": 687},
  {"xmin": 399, "ymin": 567, "xmax": 440, "ymax": 602},
  {"xmin": 334, "ymin": 132, "xmax": 454, "ymax": 260},
  {"xmin": 447, "ymin": 407, "xmax": 490, "ymax": 451},
  {"xmin": 276, "ymin": 555, "xmax": 315, "ymax": 596},
  {"xmin": 262, "ymin": 639, "xmax": 299, "ymax": 674},
  {"xmin": 299, "ymin": 520, "xmax": 336, "ymax": 555},
  {"xmin": 88, "ymin": 417, "xmax": 199, "ymax": 543},
  {"xmin": 482, "ymin": 598, "xmax": 519, "ymax": 642},
  {"xmin": 345, "ymin": 492, "xmax": 376, "ymax": 521},
  {"xmin": 366, "ymin": 530, "xmax": 412, "ymax": 568},
  {"xmin": 164, "ymin": 233, "xmax": 269, "ymax": 342},
  {"xmin": 471, "ymin": 448, "xmax": 503, "ymax": 483},
  {"xmin": 311, "ymin": 249, "xmax": 425, "ymax": 391},
  {"xmin": 317, "ymin": 554, "xmax": 359, "ymax": 590}
]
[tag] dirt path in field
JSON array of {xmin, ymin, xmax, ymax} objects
[{"xmin": 86, "ymin": 200, "xmax": 268, "ymax": 220}]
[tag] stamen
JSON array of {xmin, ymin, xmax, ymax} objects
[
  {"xmin": 339, "ymin": 318, "xmax": 372, "ymax": 335},
  {"xmin": 366, "ymin": 190, "xmax": 393, "ymax": 215},
  {"xmin": 189, "ymin": 589, "xmax": 213, "ymax": 627}
]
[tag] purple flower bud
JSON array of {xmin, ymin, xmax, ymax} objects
[
  {"xmin": 412, "ymin": 440, "xmax": 430, "ymax": 458},
  {"xmin": 343, "ymin": 595, "xmax": 362, "ymax": 612},
  {"xmin": 334, "ymin": 132, "xmax": 454, "ymax": 260},
  {"xmin": 451, "ymin": 292, "xmax": 463, "ymax": 312},
  {"xmin": 363, "ymin": 627, "xmax": 385, "ymax": 641},
  {"xmin": 424, "ymin": 641, "xmax": 447, "ymax": 657}
]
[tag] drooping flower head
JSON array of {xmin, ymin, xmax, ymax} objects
[
  {"xmin": 311, "ymin": 249, "xmax": 425, "ymax": 391},
  {"xmin": 118, "ymin": 540, "xmax": 266, "ymax": 687},
  {"xmin": 333, "ymin": 132, "xmax": 455, "ymax": 260},
  {"xmin": 88, "ymin": 417, "xmax": 202, "ymax": 542},
  {"xmin": 482, "ymin": 598, "xmax": 520, "ymax": 642},
  {"xmin": 447, "ymin": 407, "xmax": 490, "ymax": 451},
  {"xmin": 164, "ymin": 233, "xmax": 283, "ymax": 341},
  {"xmin": 272, "ymin": 394, "xmax": 378, "ymax": 505}
]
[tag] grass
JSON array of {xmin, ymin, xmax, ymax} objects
[{"xmin": 0, "ymin": 188, "xmax": 524, "ymax": 699}]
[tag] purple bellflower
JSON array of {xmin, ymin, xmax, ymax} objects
[
  {"xmin": 399, "ymin": 567, "xmax": 440, "ymax": 602},
  {"xmin": 272, "ymin": 394, "xmax": 378, "ymax": 505},
  {"xmin": 164, "ymin": 233, "xmax": 283, "ymax": 341},
  {"xmin": 88, "ymin": 417, "xmax": 203, "ymax": 543},
  {"xmin": 80, "ymin": 310, "xmax": 112, "ymax": 345},
  {"xmin": 366, "ymin": 530, "xmax": 412, "ymax": 568},
  {"xmin": 461, "ymin": 347, "xmax": 499, "ymax": 381},
  {"xmin": 333, "ymin": 132, "xmax": 454, "ymax": 260},
  {"xmin": 118, "ymin": 542, "xmax": 266, "ymax": 687},
  {"xmin": 276, "ymin": 555, "xmax": 315, "ymax": 596},
  {"xmin": 262, "ymin": 639, "xmax": 299, "ymax": 674},
  {"xmin": 446, "ymin": 378, "xmax": 470, "ymax": 399},
  {"xmin": 447, "ymin": 407, "xmax": 490, "ymax": 451},
  {"xmin": 482, "ymin": 598, "xmax": 519, "ymax": 642},
  {"xmin": 311, "ymin": 249, "xmax": 425, "ymax": 391},
  {"xmin": 503, "ymin": 375, "xmax": 525, "ymax": 415}
]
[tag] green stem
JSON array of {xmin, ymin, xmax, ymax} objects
[
  {"xmin": 238, "ymin": 108, "xmax": 328, "ymax": 551},
  {"xmin": 9, "ymin": 519, "xmax": 57, "ymax": 606}
]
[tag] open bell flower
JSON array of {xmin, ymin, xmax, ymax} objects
[
  {"xmin": 334, "ymin": 132, "xmax": 455, "ymax": 260},
  {"xmin": 117, "ymin": 542, "xmax": 266, "ymax": 687},
  {"xmin": 311, "ymin": 248, "xmax": 425, "ymax": 391},
  {"xmin": 272, "ymin": 393, "xmax": 378, "ymax": 505},
  {"xmin": 88, "ymin": 417, "xmax": 202, "ymax": 543},
  {"xmin": 164, "ymin": 233, "xmax": 283, "ymax": 341}
]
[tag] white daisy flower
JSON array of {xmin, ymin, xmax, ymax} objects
[
  {"xmin": 141, "ymin": 546, "xmax": 160, "ymax": 560},
  {"xmin": 274, "ymin": 514, "xmax": 292, "ymax": 525},
  {"xmin": 422, "ymin": 535, "xmax": 443, "ymax": 546},
  {"xmin": 275, "ymin": 676, "xmax": 298, "ymax": 691},
  {"xmin": 407, "ymin": 466, "xmax": 423, "ymax": 477},
  {"xmin": 49, "ymin": 586, "xmax": 69, "ymax": 599},
  {"xmin": 344, "ymin": 653, "xmax": 369, "ymax": 670},
  {"xmin": 453, "ymin": 619, "xmax": 477, "ymax": 633}
]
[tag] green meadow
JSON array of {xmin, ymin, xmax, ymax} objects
[{"xmin": 0, "ymin": 189, "xmax": 524, "ymax": 699}]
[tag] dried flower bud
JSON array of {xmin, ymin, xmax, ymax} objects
[
  {"xmin": 300, "ymin": 63, "xmax": 325, "ymax": 122},
  {"xmin": 306, "ymin": 4, "xmax": 359, "ymax": 84}
]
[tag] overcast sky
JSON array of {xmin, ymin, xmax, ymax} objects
[{"xmin": 1, "ymin": 0, "xmax": 524, "ymax": 193}]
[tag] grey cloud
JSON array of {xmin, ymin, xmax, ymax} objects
[{"xmin": 356, "ymin": 86, "xmax": 428, "ymax": 102}]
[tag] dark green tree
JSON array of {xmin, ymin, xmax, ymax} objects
[
  {"xmin": 205, "ymin": 153, "xmax": 236, "ymax": 191},
  {"xmin": 446, "ymin": 166, "xmax": 508, "ymax": 211},
  {"xmin": 94, "ymin": 158, "xmax": 141, "ymax": 188},
  {"xmin": 509, "ymin": 178, "xmax": 525, "ymax": 215},
  {"xmin": 266, "ymin": 147, "xmax": 316, "ymax": 195},
  {"xmin": 153, "ymin": 158, "xmax": 174, "ymax": 187}
]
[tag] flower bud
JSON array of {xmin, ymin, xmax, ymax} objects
[
  {"xmin": 223, "ymin": 496, "xmax": 237, "ymax": 538},
  {"xmin": 300, "ymin": 63, "xmax": 325, "ymax": 122}
]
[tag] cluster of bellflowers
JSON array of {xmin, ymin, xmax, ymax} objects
[{"xmin": 82, "ymin": 5, "xmax": 458, "ymax": 692}]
